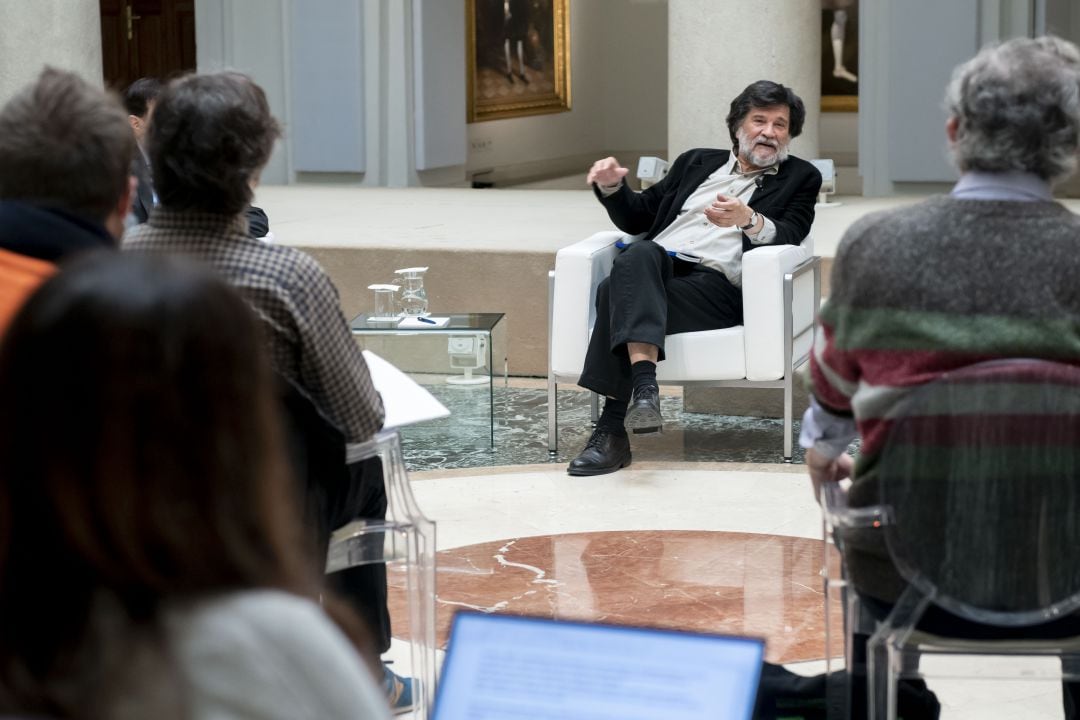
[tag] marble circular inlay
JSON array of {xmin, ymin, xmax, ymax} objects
[{"xmin": 388, "ymin": 530, "xmax": 842, "ymax": 664}]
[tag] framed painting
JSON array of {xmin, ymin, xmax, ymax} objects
[
  {"xmin": 467, "ymin": 0, "xmax": 571, "ymax": 123},
  {"xmin": 821, "ymin": 0, "xmax": 859, "ymax": 112}
]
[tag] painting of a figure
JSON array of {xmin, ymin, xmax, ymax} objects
[
  {"xmin": 822, "ymin": 0, "xmax": 858, "ymax": 111},
  {"xmin": 468, "ymin": 0, "xmax": 571, "ymax": 122}
]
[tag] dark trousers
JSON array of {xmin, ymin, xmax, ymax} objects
[
  {"xmin": 277, "ymin": 374, "xmax": 392, "ymax": 654},
  {"xmin": 845, "ymin": 594, "xmax": 1080, "ymax": 719},
  {"xmin": 313, "ymin": 457, "xmax": 393, "ymax": 655},
  {"xmin": 578, "ymin": 240, "xmax": 743, "ymax": 400}
]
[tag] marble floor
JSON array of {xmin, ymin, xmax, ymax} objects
[
  {"xmin": 382, "ymin": 407, "xmax": 1066, "ymax": 718},
  {"xmin": 377, "ymin": 314, "xmax": 1066, "ymax": 718},
  {"xmin": 398, "ymin": 378, "xmax": 808, "ymax": 472}
]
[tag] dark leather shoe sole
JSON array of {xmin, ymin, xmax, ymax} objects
[
  {"xmin": 624, "ymin": 404, "xmax": 662, "ymax": 434},
  {"xmin": 567, "ymin": 452, "xmax": 631, "ymax": 476}
]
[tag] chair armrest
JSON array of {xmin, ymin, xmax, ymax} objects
[
  {"xmin": 742, "ymin": 242, "xmax": 816, "ymax": 381},
  {"xmin": 820, "ymin": 481, "xmax": 891, "ymax": 530},
  {"xmin": 550, "ymin": 231, "xmax": 625, "ymax": 378}
]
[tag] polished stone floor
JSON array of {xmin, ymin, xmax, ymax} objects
[
  {"xmin": 380, "ymin": 377, "xmax": 1058, "ymax": 719},
  {"xmin": 390, "ymin": 529, "xmax": 842, "ymax": 665},
  {"xmin": 398, "ymin": 379, "xmax": 807, "ymax": 472},
  {"xmin": 383, "ymin": 465, "xmax": 1067, "ymax": 719}
]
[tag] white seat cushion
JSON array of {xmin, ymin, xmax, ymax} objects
[{"xmin": 657, "ymin": 326, "xmax": 746, "ymax": 382}]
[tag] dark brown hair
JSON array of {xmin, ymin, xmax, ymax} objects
[
  {"xmin": 725, "ymin": 80, "xmax": 807, "ymax": 146},
  {"xmin": 0, "ymin": 252, "xmax": 313, "ymax": 715},
  {"xmin": 150, "ymin": 72, "xmax": 281, "ymax": 215},
  {"xmin": 123, "ymin": 77, "xmax": 162, "ymax": 118},
  {"xmin": 0, "ymin": 68, "xmax": 135, "ymax": 223}
]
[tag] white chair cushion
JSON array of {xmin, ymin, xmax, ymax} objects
[{"xmin": 657, "ymin": 327, "xmax": 746, "ymax": 381}]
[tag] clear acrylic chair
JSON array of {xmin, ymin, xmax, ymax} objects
[
  {"xmin": 857, "ymin": 359, "xmax": 1080, "ymax": 719},
  {"xmin": 820, "ymin": 479, "xmax": 887, "ymax": 719},
  {"xmin": 327, "ymin": 429, "xmax": 438, "ymax": 719}
]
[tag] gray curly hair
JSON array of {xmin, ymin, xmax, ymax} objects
[{"xmin": 945, "ymin": 35, "xmax": 1080, "ymax": 184}]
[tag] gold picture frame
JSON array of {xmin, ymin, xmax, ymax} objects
[
  {"xmin": 467, "ymin": 0, "xmax": 571, "ymax": 123},
  {"xmin": 821, "ymin": 0, "xmax": 859, "ymax": 113},
  {"xmin": 822, "ymin": 95, "xmax": 858, "ymax": 112}
]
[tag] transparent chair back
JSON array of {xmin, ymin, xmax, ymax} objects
[
  {"xmin": 327, "ymin": 429, "xmax": 437, "ymax": 718},
  {"xmin": 879, "ymin": 358, "xmax": 1080, "ymax": 625},
  {"xmin": 868, "ymin": 358, "xmax": 1080, "ymax": 718}
]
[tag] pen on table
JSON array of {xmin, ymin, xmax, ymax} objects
[{"xmin": 417, "ymin": 317, "xmax": 437, "ymax": 324}]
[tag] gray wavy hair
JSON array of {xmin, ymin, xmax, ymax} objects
[{"xmin": 945, "ymin": 35, "xmax": 1080, "ymax": 183}]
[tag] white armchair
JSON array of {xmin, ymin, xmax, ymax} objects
[{"xmin": 547, "ymin": 231, "xmax": 821, "ymax": 462}]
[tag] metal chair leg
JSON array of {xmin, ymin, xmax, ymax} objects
[
  {"xmin": 548, "ymin": 376, "xmax": 558, "ymax": 455},
  {"xmin": 783, "ymin": 371, "xmax": 794, "ymax": 463}
]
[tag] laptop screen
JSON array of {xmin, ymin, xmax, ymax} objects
[{"xmin": 433, "ymin": 613, "xmax": 765, "ymax": 720}]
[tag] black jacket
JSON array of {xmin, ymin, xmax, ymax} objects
[
  {"xmin": 0, "ymin": 200, "xmax": 113, "ymax": 262},
  {"xmin": 595, "ymin": 148, "xmax": 822, "ymax": 252},
  {"xmin": 131, "ymin": 154, "xmax": 156, "ymax": 224}
]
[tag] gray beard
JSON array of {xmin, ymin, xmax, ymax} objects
[{"xmin": 736, "ymin": 129, "xmax": 788, "ymax": 168}]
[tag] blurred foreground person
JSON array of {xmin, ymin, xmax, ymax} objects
[
  {"xmin": 0, "ymin": 69, "xmax": 134, "ymax": 332},
  {"xmin": 0, "ymin": 253, "xmax": 391, "ymax": 720},
  {"xmin": 122, "ymin": 71, "xmax": 408, "ymax": 710},
  {"xmin": 804, "ymin": 36, "xmax": 1080, "ymax": 718}
]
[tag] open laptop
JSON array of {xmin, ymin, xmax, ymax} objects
[{"xmin": 433, "ymin": 612, "xmax": 765, "ymax": 720}]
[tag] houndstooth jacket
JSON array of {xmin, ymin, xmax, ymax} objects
[{"xmin": 124, "ymin": 209, "xmax": 384, "ymax": 442}]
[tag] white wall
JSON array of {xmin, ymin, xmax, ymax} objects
[
  {"xmin": 197, "ymin": 0, "xmax": 669, "ymax": 187},
  {"xmin": 198, "ymin": 0, "xmax": 467, "ymax": 187},
  {"xmin": 466, "ymin": 0, "xmax": 669, "ymax": 183},
  {"xmin": 820, "ymin": 112, "xmax": 858, "ymax": 166},
  {"xmin": 196, "ymin": 0, "xmax": 292, "ymax": 184},
  {"xmin": 600, "ymin": 1, "xmax": 669, "ymax": 153},
  {"xmin": 0, "ymin": 0, "xmax": 103, "ymax": 105}
]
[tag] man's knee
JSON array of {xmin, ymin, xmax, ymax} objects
[{"xmin": 613, "ymin": 239, "xmax": 664, "ymax": 268}]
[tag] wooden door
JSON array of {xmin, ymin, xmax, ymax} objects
[{"xmin": 100, "ymin": 0, "xmax": 196, "ymax": 91}]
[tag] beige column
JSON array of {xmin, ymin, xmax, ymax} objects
[
  {"xmin": 0, "ymin": 0, "xmax": 103, "ymax": 106},
  {"xmin": 668, "ymin": 0, "xmax": 820, "ymax": 159}
]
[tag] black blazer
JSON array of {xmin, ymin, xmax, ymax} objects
[
  {"xmin": 595, "ymin": 148, "xmax": 822, "ymax": 252},
  {"xmin": 131, "ymin": 155, "xmax": 155, "ymax": 224}
]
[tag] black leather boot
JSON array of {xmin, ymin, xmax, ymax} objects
[{"xmin": 567, "ymin": 428, "xmax": 631, "ymax": 476}]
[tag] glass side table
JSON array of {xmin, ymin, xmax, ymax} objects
[{"xmin": 349, "ymin": 313, "xmax": 506, "ymax": 447}]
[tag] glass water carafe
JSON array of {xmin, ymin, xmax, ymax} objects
[{"xmin": 395, "ymin": 267, "xmax": 429, "ymax": 316}]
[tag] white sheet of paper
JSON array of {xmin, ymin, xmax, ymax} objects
[
  {"xmin": 362, "ymin": 350, "xmax": 450, "ymax": 429},
  {"xmin": 397, "ymin": 316, "xmax": 450, "ymax": 329}
]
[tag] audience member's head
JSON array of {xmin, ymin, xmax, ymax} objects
[
  {"xmin": 945, "ymin": 35, "xmax": 1080, "ymax": 184},
  {"xmin": 0, "ymin": 253, "xmax": 312, "ymax": 714},
  {"xmin": 123, "ymin": 77, "xmax": 162, "ymax": 149},
  {"xmin": 725, "ymin": 80, "xmax": 807, "ymax": 158},
  {"xmin": 150, "ymin": 72, "xmax": 281, "ymax": 216},
  {"xmin": 0, "ymin": 68, "xmax": 135, "ymax": 239}
]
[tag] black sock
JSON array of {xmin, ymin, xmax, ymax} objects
[
  {"xmin": 631, "ymin": 360, "xmax": 657, "ymax": 392},
  {"xmin": 597, "ymin": 397, "xmax": 628, "ymax": 434}
]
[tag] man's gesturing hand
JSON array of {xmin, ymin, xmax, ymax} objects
[
  {"xmin": 704, "ymin": 194, "xmax": 753, "ymax": 228},
  {"xmin": 587, "ymin": 157, "xmax": 629, "ymax": 188}
]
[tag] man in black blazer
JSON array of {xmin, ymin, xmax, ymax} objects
[
  {"xmin": 568, "ymin": 80, "xmax": 822, "ymax": 476},
  {"xmin": 123, "ymin": 77, "xmax": 273, "ymax": 240},
  {"xmin": 123, "ymin": 78, "xmax": 162, "ymax": 225}
]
